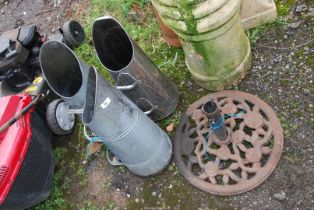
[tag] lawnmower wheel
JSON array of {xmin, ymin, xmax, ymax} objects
[
  {"xmin": 62, "ymin": 20, "xmax": 85, "ymax": 48},
  {"xmin": 46, "ymin": 99, "xmax": 75, "ymax": 136}
]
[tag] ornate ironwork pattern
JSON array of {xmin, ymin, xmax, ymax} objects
[{"xmin": 174, "ymin": 90, "xmax": 284, "ymax": 195}]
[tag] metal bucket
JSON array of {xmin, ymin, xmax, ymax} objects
[
  {"xmin": 92, "ymin": 16, "xmax": 179, "ymax": 121},
  {"xmin": 39, "ymin": 41, "xmax": 173, "ymax": 176},
  {"xmin": 39, "ymin": 41, "xmax": 89, "ymax": 111},
  {"xmin": 83, "ymin": 67, "xmax": 172, "ymax": 176}
]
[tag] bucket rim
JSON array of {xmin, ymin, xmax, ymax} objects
[
  {"xmin": 92, "ymin": 16, "xmax": 135, "ymax": 73},
  {"xmin": 82, "ymin": 66, "xmax": 98, "ymax": 126},
  {"xmin": 39, "ymin": 40, "xmax": 85, "ymax": 100}
]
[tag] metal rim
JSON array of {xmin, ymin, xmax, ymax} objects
[
  {"xmin": 56, "ymin": 101, "xmax": 75, "ymax": 131},
  {"xmin": 39, "ymin": 40, "xmax": 83, "ymax": 99},
  {"xmin": 92, "ymin": 16, "xmax": 135, "ymax": 73},
  {"xmin": 174, "ymin": 90, "xmax": 284, "ymax": 195}
]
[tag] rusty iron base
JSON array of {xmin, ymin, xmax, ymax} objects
[{"xmin": 174, "ymin": 90, "xmax": 284, "ymax": 195}]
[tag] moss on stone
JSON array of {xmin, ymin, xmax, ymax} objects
[{"xmin": 276, "ymin": 0, "xmax": 297, "ymax": 16}]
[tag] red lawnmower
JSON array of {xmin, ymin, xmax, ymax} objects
[
  {"xmin": 0, "ymin": 20, "xmax": 85, "ymax": 210},
  {"xmin": 0, "ymin": 93, "xmax": 53, "ymax": 210}
]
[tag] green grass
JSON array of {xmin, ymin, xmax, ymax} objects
[
  {"xmin": 276, "ymin": 0, "xmax": 297, "ymax": 16},
  {"xmin": 75, "ymin": 0, "xmax": 188, "ymax": 85},
  {"xmin": 278, "ymin": 113, "xmax": 293, "ymax": 139},
  {"xmin": 74, "ymin": 0, "xmax": 191, "ymax": 128}
]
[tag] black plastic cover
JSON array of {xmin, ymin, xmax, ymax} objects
[{"xmin": 18, "ymin": 25, "xmax": 37, "ymax": 48}]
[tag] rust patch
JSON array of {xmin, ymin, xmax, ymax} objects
[{"xmin": 174, "ymin": 90, "xmax": 284, "ymax": 195}]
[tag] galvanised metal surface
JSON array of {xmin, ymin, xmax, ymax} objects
[
  {"xmin": 83, "ymin": 67, "xmax": 172, "ymax": 176},
  {"xmin": 55, "ymin": 101, "xmax": 75, "ymax": 131},
  {"xmin": 40, "ymin": 41, "xmax": 172, "ymax": 176},
  {"xmin": 92, "ymin": 16, "xmax": 179, "ymax": 121},
  {"xmin": 174, "ymin": 90, "xmax": 284, "ymax": 195},
  {"xmin": 40, "ymin": 41, "xmax": 89, "ymax": 111}
]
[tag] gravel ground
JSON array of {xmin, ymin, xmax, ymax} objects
[
  {"xmin": 229, "ymin": 1, "xmax": 314, "ymax": 209},
  {"xmin": 0, "ymin": 0, "xmax": 89, "ymax": 34}
]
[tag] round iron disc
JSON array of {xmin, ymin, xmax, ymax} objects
[{"xmin": 174, "ymin": 90, "xmax": 284, "ymax": 195}]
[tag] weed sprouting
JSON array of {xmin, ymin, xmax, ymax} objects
[{"xmin": 246, "ymin": 17, "xmax": 288, "ymax": 45}]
